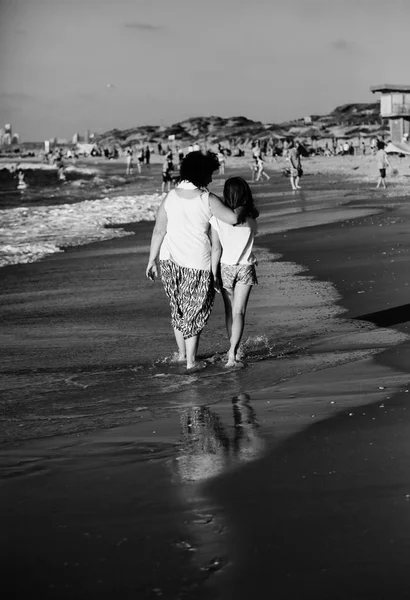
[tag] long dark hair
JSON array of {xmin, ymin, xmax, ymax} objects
[
  {"xmin": 179, "ymin": 151, "xmax": 220, "ymax": 188},
  {"xmin": 223, "ymin": 177, "xmax": 259, "ymax": 224}
]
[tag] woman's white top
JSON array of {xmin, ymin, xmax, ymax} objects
[
  {"xmin": 159, "ymin": 183, "xmax": 212, "ymax": 270},
  {"xmin": 210, "ymin": 216, "xmax": 257, "ymax": 265}
]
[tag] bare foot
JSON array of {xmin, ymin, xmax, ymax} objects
[
  {"xmin": 169, "ymin": 352, "xmax": 186, "ymax": 364},
  {"xmin": 235, "ymin": 347, "xmax": 245, "ymax": 361},
  {"xmin": 225, "ymin": 358, "xmax": 244, "ymax": 369},
  {"xmin": 186, "ymin": 360, "xmax": 207, "ymax": 372}
]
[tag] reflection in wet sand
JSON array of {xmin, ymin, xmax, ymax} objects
[
  {"xmin": 175, "ymin": 393, "xmax": 266, "ymax": 483},
  {"xmin": 170, "ymin": 394, "xmax": 266, "ymax": 580},
  {"xmin": 232, "ymin": 393, "xmax": 265, "ymax": 464}
]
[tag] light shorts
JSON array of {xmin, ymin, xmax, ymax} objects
[{"xmin": 221, "ymin": 263, "xmax": 258, "ymax": 289}]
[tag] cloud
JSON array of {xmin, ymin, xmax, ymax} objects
[
  {"xmin": 0, "ymin": 92, "xmax": 37, "ymax": 106},
  {"xmin": 330, "ymin": 39, "xmax": 358, "ymax": 53},
  {"xmin": 124, "ymin": 22, "xmax": 162, "ymax": 31}
]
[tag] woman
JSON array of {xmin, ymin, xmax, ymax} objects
[{"xmin": 146, "ymin": 151, "xmax": 241, "ymax": 371}]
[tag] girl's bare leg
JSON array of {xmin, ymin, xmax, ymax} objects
[
  {"xmin": 222, "ymin": 285, "xmax": 252, "ymax": 367},
  {"xmin": 222, "ymin": 287, "xmax": 233, "ymax": 341}
]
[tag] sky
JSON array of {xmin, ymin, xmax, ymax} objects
[{"xmin": 0, "ymin": 0, "xmax": 409, "ymax": 141}]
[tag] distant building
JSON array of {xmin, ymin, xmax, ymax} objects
[
  {"xmin": 11, "ymin": 133, "xmax": 20, "ymax": 144},
  {"xmin": 370, "ymin": 84, "xmax": 410, "ymax": 143},
  {"xmin": 72, "ymin": 133, "xmax": 80, "ymax": 144},
  {"xmin": 304, "ymin": 116, "xmax": 312, "ymax": 125}
]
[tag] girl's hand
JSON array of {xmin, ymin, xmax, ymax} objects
[
  {"xmin": 213, "ymin": 272, "xmax": 222, "ymax": 294},
  {"xmin": 146, "ymin": 261, "xmax": 159, "ymax": 281}
]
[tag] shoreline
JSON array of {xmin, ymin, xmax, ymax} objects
[{"xmin": 2, "ymin": 178, "xmax": 407, "ymax": 445}]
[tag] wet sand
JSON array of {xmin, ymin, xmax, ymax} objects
[{"xmin": 1, "ymin": 165, "xmax": 410, "ymax": 598}]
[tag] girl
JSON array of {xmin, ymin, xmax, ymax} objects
[{"xmin": 210, "ymin": 177, "xmax": 259, "ymax": 367}]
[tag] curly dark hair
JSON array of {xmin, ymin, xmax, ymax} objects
[
  {"xmin": 179, "ymin": 151, "xmax": 220, "ymax": 188},
  {"xmin": 223, "ymin": 177, "xmax": 259, "ymax": 224}
]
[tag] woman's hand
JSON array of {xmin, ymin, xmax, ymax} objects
[{"xmin": 146, "ymin": 260, "xmax": 159, "ymax": 281}]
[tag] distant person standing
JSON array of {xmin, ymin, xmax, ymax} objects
[
  {"xmin": 250, "ymin": 157, "xmax": 259, "ymax": 182},
  {"xmin": 288, "ymin": 140, "xmax": 302, "ymax": 190},
  {"xmin": 217, "ymin": 151, "xmax": 226, "ymax": 175},
  {"xmin": 376, "ymin": 141, "xmax": 391, "ymax": 189},
  {"xmin": 137, "ymin": 147, "xmax": 144, "ymax": 172},
  {"xmin": 361, "ymin": 141, "xmax": 366, "ymax": 156},
  {"xmin": 176, "ymin": 146, "xmax": 184, "ymax": 167},
  {"xmin": 145, "ymin": 145, "xmax": 151, "ymax": 165},
  {"xmin": 125, "ymin": 147, "xmax": 133, "ymax": 175},
  {"xmin": 161, "ymin": 157, "xmax": 174, "ymax": 194},
  {"xmin": 17, "ymin": 169, "xmax": 28, "ymax": 190}
]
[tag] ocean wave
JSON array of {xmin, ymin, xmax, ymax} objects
[
  {"xmin": 0, "ymin": 193, "xmax": 161, "ymax": 267},
  {"xmin": 0, "ymin": 162, "xmax": 99, "ymax": 176}
]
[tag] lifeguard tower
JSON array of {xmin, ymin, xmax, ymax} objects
[{"xmin": 370, "ymin": 84, "xmax": 410, "ymax": 143}]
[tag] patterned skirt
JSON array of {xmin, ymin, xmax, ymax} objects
[{"xmin": 160, "ymin": 260, "xmax": 214, "ymax": 339}]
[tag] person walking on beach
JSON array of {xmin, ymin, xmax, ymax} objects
[
  {"xmin": 210, "ymin": 177, "xmax": 259, "ymax": 368},
  {"xmin": 376, "ymin": 141, "xmax": 391, "ymax": 189},
  {"xmin": 255, "ymin": 155, "xmax": 270, "ymax": 181},
  {"xmin": 146, "ymin": 151, "xmax": 243, "ymax": 371},
  {"xmin": 288, "ymin": 140, "xmax": 302, "ymax": 190}
]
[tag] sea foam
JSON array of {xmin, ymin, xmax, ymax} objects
[{"xmin": 0, "ymin": 194, "xmax": 161, "ymax": 267}]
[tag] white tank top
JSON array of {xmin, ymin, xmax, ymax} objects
[
  {"xmin": 210, "ymin": 216, "xmax": 257, "ymax": 265},
  {"xmin": 159, "ymin": 187, "xmax": 212, "ymax": 270}
]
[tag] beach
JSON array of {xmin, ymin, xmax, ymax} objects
[{"xmin": 1, "ymin": 152, "xmax": 410, "ymax": 598}]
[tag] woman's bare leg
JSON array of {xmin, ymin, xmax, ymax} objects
[
  {"xmin": 173, "ymin": 327, "xmax": 186, "ymax": 362},
  {"xmin": 185, "ymin": 334, "xmax": 201, "ymax": 369}
]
